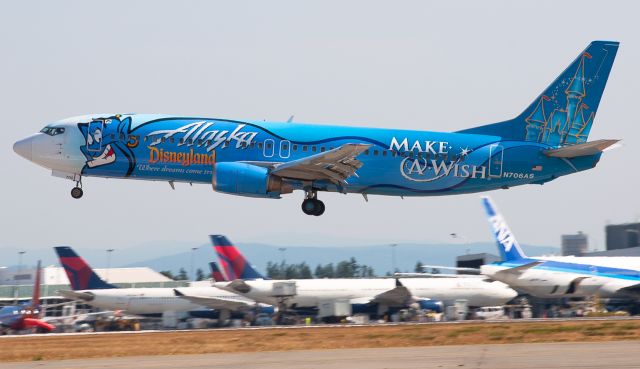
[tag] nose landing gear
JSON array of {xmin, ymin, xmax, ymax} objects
[
  {"xmin": 71, "ymin": 180, "xmax": 83, "ymax": 199},
  {"xmin": 301, "ymin": 190, "xmax": 325, "ymax": 216}
]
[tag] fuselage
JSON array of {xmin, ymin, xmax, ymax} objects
[
  {"xmin": 481, "ymin": 256, "xmax": 640, "ymax": 298},
  {"xmin": 61, "ymin": 286, "xmax": 254, "ymax": 316},
  {"xmin": 215, "ymin": 277, "xmax": 517, "ymax": 308},
  {"xmin": 14, "ymin": 114, "xmax": 600, "ymax": 198}
]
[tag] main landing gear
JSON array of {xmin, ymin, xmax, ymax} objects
[
  {"xmin": 301, "ymin": 190, "xmax": 325, "ymax": 216},
  {"xmin": 71, "ymin": 180, "xmax": 83, "ymax": 199}
]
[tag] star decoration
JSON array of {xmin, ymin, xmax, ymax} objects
[{"xmin": 459, "ymin": 147, "xmax": 472, "ymax": 157}]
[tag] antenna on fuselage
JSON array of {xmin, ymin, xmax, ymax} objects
[{"xmin": 286, "ymin": 115, "xmax": 294, "ymax": 123}]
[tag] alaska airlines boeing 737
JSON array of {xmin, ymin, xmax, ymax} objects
[
  {"xmin": 481, "ymin": 197, "xmax": 640, "ymax": 299},
  {"xmin": 14, "ymin": 41, "xmax": 619, "ymax": 215}
]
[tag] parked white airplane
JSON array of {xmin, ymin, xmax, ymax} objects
[
  {"xmin": 480, "ymin": 196, "xmax": 640, "ymax": 298},
  {"xmin": 54, "ymin": 246, "xmax": 268, "ymax": 319},
  {"xmin": 177, "ymin": 235, "xmax": 517, "ymax": 316}
]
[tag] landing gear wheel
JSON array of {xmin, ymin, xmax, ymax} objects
[
  {"xmin": 301, "ymin": 199, "xmax": 317, "ymax": 215},
  {"xmin": 301, "ymin": 198, "xmax": 325, "ymax": 216},
  {"xmin": 314, "ymin": 200, "xmax": 325, "ymax": 216},
  {"xmin": 71, "ymin": 187, "xmax": 83, "ymax": 199}
]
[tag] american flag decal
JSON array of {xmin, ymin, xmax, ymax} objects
[{"xmin": 532, "ymin": 165, "xmax": 543, "ymax": 171}]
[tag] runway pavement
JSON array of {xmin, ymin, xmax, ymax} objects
[{"xmin": 4, "ymin": 341, "xmax": 639, "ymax": 369}]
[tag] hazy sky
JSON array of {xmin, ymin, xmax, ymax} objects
[{"xmin": 2, "ymin": 1, "xmax": 638, "ymax": 256}]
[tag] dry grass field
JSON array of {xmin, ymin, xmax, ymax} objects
[{"xmin": 2, "ymin": 320, "xmax": 640, "ymax": 362}]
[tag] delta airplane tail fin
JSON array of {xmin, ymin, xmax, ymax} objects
[
  {"xmin": 209, "ymin": 262, "xmax": 228, "ymax": 282},
  {"xmin": 210, "ymin": 235, "xmax": 265, "ymax": 280},
  {"xmin": 481, "ymin": 197, "xmax": 527, "ymax": 262},
  {"xmin": 54, "ymin": 246, "xmax": 117, "ymax": 290},
  {"xmin": 459, "ymin": 41, "xmax": 619, "ymax": 146}
]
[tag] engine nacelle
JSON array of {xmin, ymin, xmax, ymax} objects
[
  {"xmin": 212, "ymin": 162, "xmax": 292, "ymax": 198},
  {"xmin": 415, "ymin": 299, "xmax": 444, "ymax": 313}
]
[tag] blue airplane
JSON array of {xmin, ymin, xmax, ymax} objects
[{"xmin": 14, "ymin": 41, "xmax": 619, "ymax": 215}]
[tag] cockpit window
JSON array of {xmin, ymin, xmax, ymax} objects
[{"xmin": 40, "ymin": 127, "xmax": 65, "ymax": 136}]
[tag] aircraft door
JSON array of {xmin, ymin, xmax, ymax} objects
[
  {"xmin": 488, "ymin": 144, "xmax": 504, "ymax": 178},
  {"xmin": 263, "ymin": 139, "xmax": 275, "ymax": 158},
  {"xmin": 86, "ymin": 120, "xmax": 104, "ymax": 152},
  {"xmin": 279, "ymin": 140, "xmax": 291, "ymax": 159}
]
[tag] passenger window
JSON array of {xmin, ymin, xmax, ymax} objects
[
  {"xmin": 161, "ymin": 137, "xmax": 166, "ymax": 143},
  {"xmin": 250, "ymin": 142, "xmax": 256, "ymax": 149},
  {"xmin": 364, "ymin": 150, "xmax": 369, "ymax": 155},
  {"xmin": 382, "ymin": 151, "xmax": 387, "ymax": 157},
  {"xmin": 293, "ymin": 144, "xmax": 298, "ymax": 151},
  {"xmin": 302, "ymin": 145, "xmax": 308, "ymax": 152},
  {"xmin": 197, "ymin": 139, "xmax": 203, "ymax": 145},
  {"xmin": 119, "ymin": 133, "xmax": 125, "ymax": 140},
  {"xmin": 143, "ymin": 136, "xmax": 148, "ymax": 142},
  {"xmin": 188, "ymin": 139, "xmax": 194, "ymax": 145},
  {"xmin": 258, "ymin": 143, "xmax": 263, "ymax": 149},
  {"xmin": 320, "ymin": 147, "xmax": 326, "ymax": 152},
  {"xmin": 223, "ymin": 141, "xmax": 229, "ymax": 148},
  {"xmin": 266, "ymin": 142, "xmax": 272, "ymax": 149},
  {"xmin": 282, "ymin": 144, "xmax": 288, "ymax": 150},
  {"xmin": 312, "ymin": 146, "xmax": 317, "ymax": 152},
  {"xmin": 373, "ymin": 150, "xmax": 378, "ymax": 156},
  {"xmin": 169, "ymin": 137, "xmax": 174, "ymax": 144},
  {"xmin": 179, "ymin": 138, "xmax": 184, "ymax": 144}
]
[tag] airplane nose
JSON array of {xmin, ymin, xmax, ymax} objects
[{"xmin": 13, "ymin": 137, "xmax": 32, "ymax": 161}]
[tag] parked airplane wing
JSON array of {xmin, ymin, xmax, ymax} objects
[
  {"xmin": 370, "ymin": 279, "xmax": 413, "ymax": 306},
  {"xmin": 173, "ymin": 289, "xmax": 252, "ymax": 311},
  {"xmin": 271, "ymin": 143, "xmax": 371, "ymax": 186},
  {"xmin": 495, "ymin": 261, "xmax": 545, "ymax": 276}
]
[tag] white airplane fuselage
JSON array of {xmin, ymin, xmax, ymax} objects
[{"xmin": 215, "ymin": 278, "xmax": 517, "ymax": 308}]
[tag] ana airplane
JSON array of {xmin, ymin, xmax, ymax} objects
[
  {"xmin": 481, "ymin": 196, "xmax": 640, "ymax": 298},
  {"xmin": 54, "ymin": 246, "xmax": 267, "ymax": 320},
  {"xmin": 0, "ymin": 261, "xmax": 56, "ymax": 334},
  {"xmin": 14, "ymin": 41, "xmax": 619, "ymax": 215},
  {"xmin": 186, "ymin": 235, "xmax": 518, "ymax": 316}
]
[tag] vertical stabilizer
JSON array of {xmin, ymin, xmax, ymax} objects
[
  {"xmin": 481, "ymin": 197, "xmax": 527, "ymax": 261},
  {"xmin": 209, "ymin": 262, "xmax": 228, "ymax": 282},
  {"xmin": 210, "ymin": 235, "xmax": 265, "ymax": 280},
  {"xmin": 54, "ymin": 246, "xmax": 118, "ymax": 290},
  {"xmin": 459, "ymin": 41, "xmax": 619, "ymax": 145}
]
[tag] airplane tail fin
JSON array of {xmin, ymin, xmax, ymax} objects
[
  {"xmin": 54, "ymin": 246, "xmax": 117, "ymax": 290},
  {"xmin": 209, "ymin": 262, "xmax": 228, "ymax": 282},
  {"xmin": 459, "ymin": 41, "xmax": 619, "ymax": 146},
  {"xmin": 210, "ymin": 235, "xmax": 265, "ymax": 280},
  {"xmin": 481, "ymin": 197, "xmax": 527, "ymax": 261}
]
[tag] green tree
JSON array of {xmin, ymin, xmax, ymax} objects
[
  {"xmin": 415, "ymin": 261, "xmax": 424, "ymax": 273},
  {"xmin": 195, "ymin": 268, "xmax": 205, "ymax": 281},
  {"xmin": 176, "ymin": 267, "xmax": 188, "ymax": 280}
]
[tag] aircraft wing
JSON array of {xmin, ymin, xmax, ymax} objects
[
  {"xmin": 495, "ymin": 261, "xmax": 545, "ymax": 277},
  {"xmin": 370, "ymin": 279, "xmax": 413, "ymax": 306},
  {"xmin": 271, "ymin": 143, "xmax": 371, "ymax": 187},
  {"xmin": 173, "ymin": 289, "xmax": 253, "ymax": 311}
]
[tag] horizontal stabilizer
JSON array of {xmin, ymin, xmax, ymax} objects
[
  {"xmin": 544, "ymin": 139, "xmax": 620, "ymax": 158},
  {"xmin": 496, "ymin": 261, "xmax": 544, "ymax": 276}
]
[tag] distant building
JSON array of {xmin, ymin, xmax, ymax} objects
[
  {"xmin": 456, "ymin": 253, "xmax": 500, "ymax": 274},
  {"xmin": 561, "ymin": 232, "xmax": 588, "ymax": 256},
  {"xmin": 606, "ymin": 222, "xmax": 640, "ymax": 250}
]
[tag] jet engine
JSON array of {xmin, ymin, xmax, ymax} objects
[{"xmin": 212, "ymin": 162, "xmax": 293, "ymax": 198}]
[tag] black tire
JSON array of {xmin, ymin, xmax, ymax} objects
[
  {"xmin": 313, "ymin": 200, "xmax": 325, "ymax": 216},
  {"xmin": 301, "ymin": 199, "xmax": 316, "ymax": 215},
  {"xmin": 71, "ymin": 187, "xmax": 83, "ymax": 199}
]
